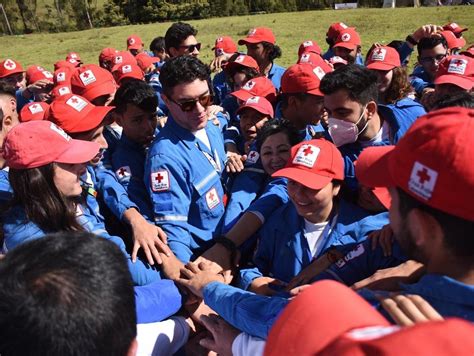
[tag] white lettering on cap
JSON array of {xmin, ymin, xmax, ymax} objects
[
  {"xmin": 292, "ymin": 144, "xmax": 320, "ymax": 168},
  {"xmin": 408, "ymin": 161, "xmax": 438, "ymax": 200},
  {"xmin": 79, "ymin": 70, "xmax": 97, "ymax": 86},
  {"xmin": 447, "ymin": 58, "xmax": 467, "ymax": 75},
  {"xmin": 66, "ymin": 95, "xmax": 88, "ymax": 112}
]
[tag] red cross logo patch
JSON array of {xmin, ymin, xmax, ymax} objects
[
  {"xmin": 4, "ymin": 59, "xmax": 16, "ymax": 70},
  {"xmin": 128, "ymin": 38, "xmax": 135, "ymax": 45},
  {"xmin": 292, "ymin": 144, "xmax": 320, "ymax": 168},
  {"xmin": 447, "ymin": 59, "xmax": 467, "ymax": 75},
  {"xmin": 408, "ymin": 161, "xmax": 438, "ymax": 200},
  {"xmin": 115, "ymin": 166, "xmax": 131, "ymax": 180},
  {"xmin": 28, "ymin": 103, "xmax": 43, "ymax": 114},
  {"xmin": 246, "ymin": 150, "xmax": 260, "ymax": 164},
  {"xmin": 243, "ymin": 80, "xmax": 255, "ymax": 91},
  {"xmin": 313, "ymin": 66, "xmax": 326, "ymax": 80},
  {"xmin": 303, "ymin": 41, "xmax": 313, "ymax": 47},
  {"xmin": 341, "ymin": 33, "xmax": 351, "ymax": 42},
  {"xmin": 300, "ymin": 54, "xmax": 311, "ymax": 63},
  {"xmin": 205, "ymin": 187, "xmax": 220, "ymax": 209},
  {"xmin": 58, "ymin": 86, "xmax": 70, "ymax": 95},
  {"xmin": 80, "ymin": 70, "xmax": 97, "ymax": 86},
  {"xmin": 235, "ymin": 55, "xmax": 245, "ymax": 63},
  {"xmin": 56, "ymin": 72, "xmax": 66, "ymax": 82},
  {"xmin": 371, "ymin": 48, "xmax": 386, "ymax": 61},
  {"xmin": 151, "ymin": 170, "xmax": 170, "ymax": 192},
  {"xmin": 122, "ymin": 65, "xmax": 132, "ymax": 73},
  {"xmin": 114, "ymin": 56, "xmax": 123, "ymax": 64},
  {"xmin": 66, "ymin": 95, "xmax": 87, "ymax": 112}
]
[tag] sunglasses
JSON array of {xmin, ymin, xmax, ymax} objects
[
  {"xmin": 419, "ymin": 53, "xmax": 447, "ymax": 64},
  {"xmin": 179, "ymin": 43, "xmax": 201, "ymax": 53},
  {"xmin": 170, "ymin": 93, "xmax": 213, "ymax": 112}
]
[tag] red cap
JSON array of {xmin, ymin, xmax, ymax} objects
[
  {"xmin": 366, "ymin": 46, "xmax": 401, "ymax": 71},
  {"xmin": 47, "ymin": 94, "xmax": 113, "ymax": 134},
  {"xmin": 329, "ymin": 56, "xmax": 348, "ymax": 66},
  {"xmin": 272, "ymin": 139, "xmax": 344, "ymax": 190},
  {"xmin": 25, "ymin": 65, "xmax": 54, "ymax": 85},
  {"xmin": 355, "ymin": 107, "xmax": 474, "ymax": 222},
  {"xmin": 265, "ymin": 280, "xmax": 390, "ymax": 356},
  {"xmin": 99, "ymin": 48, "xmax": 119, "ymax": 68},
  {"xmin": 212, "ymin": 36, "xmax": 238, "ymax": 55},
  {"xmin": 298, "ymin": 40, "xmax": 322, "ymax": 57},
  {"xmin": 51, "ymin": 85, "xmax": 72, "ymax": 98},
  {"xmin": 281, "ymin": 63, "xmax": 330, "ymax": 96},
  {"xmin": 0, "ymin": 59, "xmax": 24, "ymax": 78},
  {"xmin": 435, "ymin": 55, "xmax": 474, "ymax": 90},
  {"xmin": 112, "ymin": 63, "xmax": 144, "ymax": 84},
  {"xmin": 3, "ymin": 121, "xmax": 100, "ymax": 169},
  {"xmin": 53, "ymin": 66, "xmax": 74, "ymax": 87},
  {"xmin": 236, "ymin": 96, "xmax": 274, "ymax": 118},
  {"xmin": 440, "ymin": 30, "xmax": 466, "ymax": 50},
  {"xmin": 127, "ymin": 35, "xmax": 143, "ymax": 50},
  {"xmin": 19, "ymin": 102, "xmax": 49, "ymax": 122},
  {"xmin": 112, "ymin": 51, "xmax": 137, "ymax": 67},
  {"xmin": 224, "ymin": 54, "xmax": 259, "ymax": 74},
  {"xmin": 135, "ymin": 52, "xmax": 160, "ymax": 72},
  {"xmin": 297, "ymin": 53, "xmax": 333, "ymax": 73},
  {"xmin": 66, "ymin": 52, "xmax": 82, "ymax": 64},
  {"xmin": 326, "ymin": 22, "xmax": 350, "ymax": 40},
  {"xmin": 230, "ymin": 77, "xmax": 277, "ymax": 103},
  {"xmin": 334, "ymin": 28, "xmax": 361, "ymax": 50},
  {"xmin": 443, "ymin": 22, "xmax": 468, "ymax": 36},
  {"xmin": 239, "ymin": 27, "xmax": 276, "ymax": 45},
  {"xmin": 54, "ymin": 60, "xmax": 76, "ymax": 71},
  {"xmin": 70, "ymin": 64, "xmax": 117, "ymax": 102}
]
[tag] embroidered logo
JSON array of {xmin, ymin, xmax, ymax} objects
[{"xmin": 292, "ymin": 144, "xmax": 320, "ymax": 168}]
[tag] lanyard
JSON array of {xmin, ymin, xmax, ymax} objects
[
  {"xmin": 307, "ymin": 214, "xmax": 338, "ymax": 261},
  {"xmin": 195, "ymin": 141, "xmax": 222, "ymax": 174}
]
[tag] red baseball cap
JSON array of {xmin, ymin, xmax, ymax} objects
[
  {"xmin": 440, "ymin": 30, "xmax": 466, "ymax": 50},
  {"xmin": 99, "ymin": 47, "xmax": 119, "ymax": 68},
  {"xmin": 272, "ymin": 139, "xmax": 344, "ymax": 190},
  {"xmin": 47, "ymin": 94, "xmax": 113, "ymax": 134},
  {"xmin": 434, "ymin": 55, "xmax": 474, "ymax": 90},
  {"xmin": 25, "ymin": 65, "xmax": 54, "ymax": 85},
  {"xmin": 19, "ymin": 102, "xmax": 49, "ymax": 122},
  {"xmin": 298, "ymin": 40, "xmax": 322, "ymax": 57},
  {"xmin": 224, "ymin": 54, "xmax": 259, "ymax": 74},
  {"xmin": 326, "ymin": 22, "xmax": 350, "ymax": 41},
  {"xmin": 51, "ymin": 85, "xmax": 72, "ymax": 98},
  {"xmin": 239, "ymin": 27, "xmax": 276, "ymax": 45},
  {"xmin": 112, "ymin": 63, "xmax": 144, "ymax": 84},
  {"xmin": 127, "ymin": 35, "xmax": 143, "ymax": 50},
  {"xmin": 66, "ymin": 52, "xmax": 82, "ymax": 64},
  {"xmin": 54, "ymin": 60, "xmax": 76, "ymax": 71},
  {"xmin": 443, "ymin": 22, "xmax": 468, "ymax": 36},
  {"xmin": 334, "ymin": 28, "xmax": 361, "ymax": 50},
  {"xmin": 212, "ymin": 36, "xmax": 238, "ymax": 55},
  {"xmin": 236, "ymin": 96, "xmax": 274, "ymax": 118},
  {"xmin": 366, "ymin": 46, "xmax": 401, "ymax": 71},
  {"xmin": 112, "ymin": 51, "xmax": 137, "ymax": 67},
  {"xmin": 70, "ymin": 64, "xmax": 117, "ymax": 102},
  {"xmin": 231, "ymin": 77, "xmax": 277, "ymax": 103},
  {"xmin": 53, "ymin": 66, "xmax": 74, "ymax": 87},
  {"xmin": 281, "ymin": 63, "xmax": 331, "ymax": 96},
  {"xmin": 0, "ymin": 59, "xmax": 24, "ymax": 78},
  {"xmin": 355, "ymin": 107, "xmax": 474, "ymax": 222},
  {"xmin": 135, "ymin": 52, "xmax": 160, "ymax": 72},
  {"xmin": 3, "ymin": 121, "xmax": 100, "ymax": 169}
]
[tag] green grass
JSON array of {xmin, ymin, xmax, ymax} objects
[{"xmin": 0, "ymin": 7, "xmax": 472, "ymax": 71}]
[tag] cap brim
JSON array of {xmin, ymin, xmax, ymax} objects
[
  {"xmin": 306, "ymin": 88, "xmax": 323, "ymax": 96},
  {"xmin": 231, "ymin": 90, "xmax": 253, "ymax": 102},
  {"xmin": 272, "ymin": 167, "xmax": 333, "ymax": 190},
  {"xmin": 334, "ymin": 42, "xmax": 358, "ymax": 50},
  {"xmin": 435, "ymin": 75, "xmax": 474, "ymax": 90},
  {"xmin": 0, "ymin": 68, "xmax": 24, "ymax": 78},
  {"xmin": 127, "ymin": 44, "xmax": 141, "ymax": 50},
  {"xmin": 354, "ymin": 145, "xmax": 396, "ymax": 188},
  {"xmin": 236, "ymin": 105, "xmax": 272, "ymax": 117},
  {"xmin": 71, "ymin": 106, "xmax": 113, "ymax": 133},
  {"xmin": 56, "ymin": 139, "xmax": 101, "ymax": 164},
  {"xmin": 238, "ymin": 38, "xmax": 262, "ymax": 45},
  {"xmin": 373, "ymin": 186, "xmax": 392, "ymax": 209},
  {"xmin": 81, "ymin": 81, "xmax": 117, "ymax": 102},
  {"xmin": 265, "ymin": 280, "xmax": 390, "ymax": 356},
  {"xmin": 367, "ymin": 62, "xmax": 398, "ymax": 71}
]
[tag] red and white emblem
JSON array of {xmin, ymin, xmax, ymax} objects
[
  {"xmin": 122, "ymin": 65, "xmax": 132, "ymax": 73},
  {"xmin": 300, "ymin": 54, "xmax": 311, "ymax": 63},
  {"xmin": 248, "ymin": 28, "xmax": 257, "ymax": 36},
  {"xmin": 245, "ymin": 96, "xmax": 260, "ymax": 105},
  {"xmin": 56, "ymin": 72, "xmax": 66, "ymax": 82},
  {"xmin": 408, "ymin": 161, "xmax": 438, "ymax": 200},
  {"xmin": 205, "ymin": 188, "xmax": 220, "ymax": 209},
  {"xmin": 28, "ymin": 103, "xmax": 44, "ymax": 114},
  {"xmin": 313, "ymin": 66, "xmax": 326, "ymax": 80},
  {"xmin": 292, "ymin": 144, "xmax": 320, "ymax": 168},
  {"xmin": 58, "ymin": 86, "xmax": 71, "ymax": 95},
  {"xmin": 80, "ymin": 70, "xmax": 97, "ymax": 86},
  {"xmin": 235, "ymin": 55, "xmax": 245, "ymax": 63},
  {"xmin": 151, "ymin": 170, "xmax": 170, "ymax": 192},
  {"xmin": 447, "ymin": 58, "xmax": 467, "ymax": 75},
  {"xmin": 115, "ymin": 166, "xmax": 131, "ymax": 180},
  {"xmin": 371, "ymin": 48, "xmax": 386, "ymax": 61},
  {"xmin": 243, "ymin": 80, "xmax": 255, "ymax": 91},
  {"xmin": 50, "ymin": 122, "xmax": 71, "ymax": 141},
  {"xmin": 66, "ymin": 95, "xmax": 87, "ymax": 112},
  {"xmin": 128, "ymin": 38, "xmax": 135, "ymax": 45},
  {"xmin": 246, "ymin": 150, "xmax": 260, "ymax": 164},
  {"xmin": 341, "ymin": 33, "xmax": 351, "ymax": 42},
  {"xmin": 303, "ymin": 41, "xmax": 313, "ymax": 47},
  {"xmin": 4, "ymin": 59, "xmax": 16, "ymax": 70},
  {"xmin": 114, "ymin": 56, "xmax": 123, "ymax": 64}
]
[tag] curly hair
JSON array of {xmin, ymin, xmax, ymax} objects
[
  {"xmin": 160, "ymin": 56, "xmax": 210, "ymax": 97},
  {"xmin": 382, "ymin": 66, "xmax": 413, "ymax": 104}
]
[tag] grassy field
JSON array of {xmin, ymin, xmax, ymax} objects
[{"xmin": 0, "ymin": 7, "xmax": 472, "ymax": 71}]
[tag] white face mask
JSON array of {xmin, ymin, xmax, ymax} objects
[{"xmin": 328, "ymin": 106, "xmax": 368, "ymax": 147}]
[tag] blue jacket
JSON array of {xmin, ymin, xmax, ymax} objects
[
  {"xmin": 267, "ymin": 63, "xmax": 286, "ymax": 91},
  {"xmin": 314, "ymin": 238, "xmax": 408, "ymax": 286},
  {"xmin": 111, "ymin": 132, "xmax": 154, "ymax": 221},
  {"xmin": 213, "ymin": 71, "xmax": 231, "ymax": 106},
  {"xmin": 146, "ymin": 71, "xmax": 168, "ymax": 116},
  {"xmin": 239, "ymin": 201, "xmax": 385, "ymax": 290},
  {"xmin": 0, "ymin": 168, "xmax": 12, "ymax": 204},
  {"xmin": 410, "ymin": 65, "xmax": 433, "ymax": 96},
  {"xmin": 145, "ymin": 116, "xmax": 227, "ymax": 263}
]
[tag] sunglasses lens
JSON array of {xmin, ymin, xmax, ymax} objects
[
  {"xmin": 181, "ymin": 102, "xmax": 197, "ymax": 112},
  {"xmin": 200, "ymin": 94, "xmax": 212, "ymax": 107},
  {"xmin": 195, "ymin": 43, "xmax": 201, "ymax": 51}
]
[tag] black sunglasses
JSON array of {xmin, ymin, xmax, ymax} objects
[
  {"xmin": 179, "ymin": 43, "xmax": 201, "ymax": 52},
  {"xmin": 170, "ymin": 93, "xmax": 213, "ymax": 112},
  {"xmin": 419, "ymin": 53, "xmax": 447, "ymax": 64}
]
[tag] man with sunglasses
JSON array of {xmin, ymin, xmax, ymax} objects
[
  {"xmin": 145, "ymin": 56, "xmax": 227, "ymax": 264},
  {"xmin": 165, "ymin": 22, "xmax": 201, "ymax": 58}
]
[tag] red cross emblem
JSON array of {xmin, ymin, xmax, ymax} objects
[
  {"xmin": 154, "ymin": 173, "xmax": 164, "ymax": 183},
  {"xmin": 4, "ymin": 59, "xmax": 15, "ymax": 69},
  {"xmin": 249, "ymin": 152, "xmax": 256, "ymax": 159},
  {"xmin": 453, "ymin": 60, "xmax": 463, "ymax": 67},
  {"xmin": 303, "ymin": 146, "xmax": 313, "ymax": 156},
  {"xmin": 376, "ymin": 48, "xmax": 383, "ymax": 55},
  {"xmin": 71, "ymin": 97, "xmax": 79, "ymax": 104},
  {"xmin": 82, "ymin": 71, "xmax": 89, "ymax": 78},
  {"xmin": 118, "ymin": 168, "xmax": 126, "ymax": 176},
  {"xmin": 31, "ymin": 104, "xmax": 39, "ymax": 110},
  {"xmin": 417, "ymin": 168, "xmax": 431, "ymax": 185}
]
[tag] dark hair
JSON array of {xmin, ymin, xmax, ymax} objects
[
  {"xmin": 150, "ymin": 36, "xmax": 166, "ymax": 52},
  {"xmin": 320, "ymin": 64, "xmax": 378, "ymax": 105},
  {"xmin": 160, "ymin": 56, "xmax": 210, "ymax": 97},
  {"xmin": 0, "ymin": 82, "xmax": 16, "ymax": 97},
  {"xmin": 165, "ymin": 22, "xmax": 198, "ymax": 53},
  {"xmin": 0, "ymin": 231, "xmax": 136, "ymax": 356},
  {"xmin": 112, "ymin": 79, "xmax": 158, "ymax": 114},
  {"xmin": 256, "ymin": 119, "xmax": 300, "ymax": 152},
  {"xmin": 387, "ymin": 40, "xmax": 405, "ymax": 52},
  {"xmin": 8, "ymin": 164, "xmax": 84, "ymax": 233},
  {"xmin": 262, "ymin": 42, "xmax": 282, "ymax": 62},
  {"xmin": 432, "ymin": 92, "xmax": 474, "ymax": 110},
  {"xmin": 279, "ymin": 92, "xmax": 319, "ymax": 110},
  {"xmin": 382, "ymin": 66, "xmax": 412, "ymax": 104},
  {"xmin": 417, "ymin": 36, "xmax": 448, "ymax": 56},
  {"xmin": 397, "ymin": 187, "xmax": 474, "ymax": 259}
]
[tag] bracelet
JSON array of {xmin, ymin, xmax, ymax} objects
[
  {"xmin": 214, "ymin": 236, "xmax": 238, "ymax": 253},
  {"xmin": 406, "ymin": 35, "xmax": 418, "ymax": 46}
]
